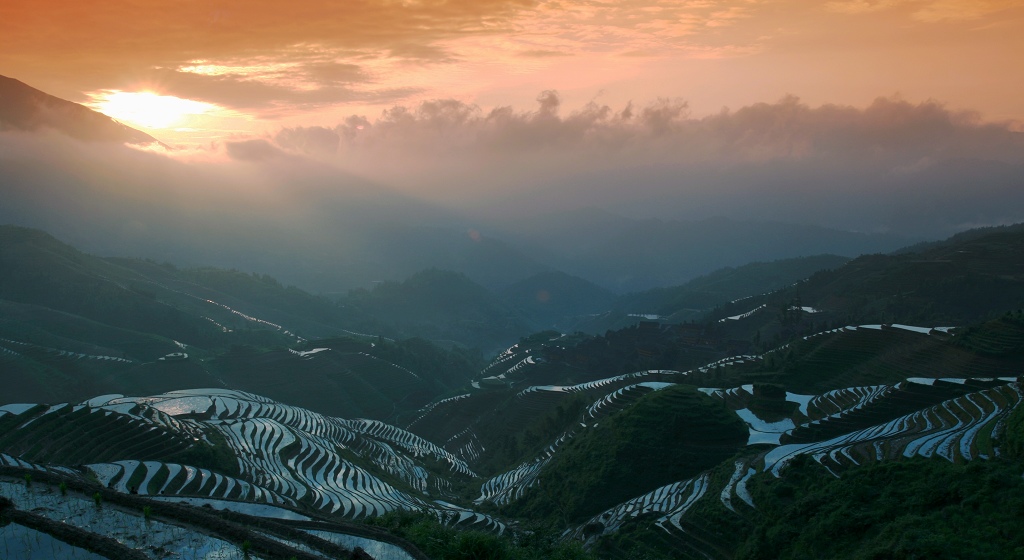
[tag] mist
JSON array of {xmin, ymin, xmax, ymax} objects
[
  {"xmin": 275, "ymin": 93, "xmax": 1024, "ymax": 236},
  {"xmin": 2, "ymin": 93, "xmax": 1023, "ymax": 293}
]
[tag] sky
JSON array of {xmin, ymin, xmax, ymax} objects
[
  {"xmin": 2, "ymin": 0, "xmax": 1023, "ymax": 146},
  {"xmin": 2, "ymin": 0, "xmax": 1024, "ymax": 281}
]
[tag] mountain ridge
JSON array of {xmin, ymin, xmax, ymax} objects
[{"xmin": 0, "ymin": 74, "xmax": 161, "ymax": 145}]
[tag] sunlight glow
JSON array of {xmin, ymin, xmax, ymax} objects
[{"xmin": 90, "ymin": 91, "xmax": 218, "ymax": 129}]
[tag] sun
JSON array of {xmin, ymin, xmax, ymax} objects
[{"xmin": 89, "ymin": 90, "xmax": 217, "ymax": 129}]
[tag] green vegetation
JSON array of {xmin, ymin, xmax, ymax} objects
[
  {"xmin": 370, "ymin": 337, "xmax": 484, "ymax": 395},
  {"xmin": 740, "ymin": 321, "xmax": 1024, "ymax": 394},
  {"xmin": 1003, "ymin": 397, "xmax": 1024, "ymax": 460},
  {"xmin": 171, "ymin": 431, "xmax": 241, "ymax": 478},
  {"xmin": 366, "ymin": 510, "xmax": 598, "ymax": 560},
  {"xmin": 738, "ymin": 457, "xmax": 1024, "ymax": 560},
  {"xmin": 344, "ymin": 268, "xmax": 533, "ymax": 353},
  {"xmin": 0, "ymin": 226, "xmax": 497, "ymax": 417},
  {"xmin": 472, "ymin": 394, "xmax": 590, "ymax": 477},
  {"xmin": 208, "ymin": 335, "xmax": 482, "ymax": 420},
  {"xmin": 954, "ymin": 311, "xmax": 1024, "ymax": 356},
  {"xmin": 510, "ymin": 385, "xmax": 747, "ymax": 525},
  {"xmin": 616, "ymin": 255, "xmax": 849, "ymax": 320},
  {"xmin": 744, "ymin": 226, "xmax": 1024, "ymax": 332}
]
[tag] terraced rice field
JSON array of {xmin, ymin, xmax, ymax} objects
[
  {"xmin": 719, "ymin": 461, "xmax": 756, "ymax": 512},
  {"xmin": 500, "ymin": 326, "xmax": 1022, "ymax": 553},
  {"xmin": 718, "ymin": 304, "xmax": 767, "ymax": 322},
  {"xmin": 137, "ymin": 390, "xmax": 480, "ymax": 519},
  {"xmin": 586, "ymin": 382, "xmax": 674, "ymax": 420},
  {"xmin": 0, "ymin": 389, "xmax": 505, "ymax": 532},
  {"xmin": 404, "ymin": 394, "xmax": 471, "ymax": 432},
  {"xmin": 0, "ymin": 338, "xmax": 134, "ymax": 364},
  {"xmin": 517, "ymin": 369, "xmax": 685, "ymax": 398},
  {"xmin": 1, "ymin": 521, "xmax": 106, "ymax": 559},
  {"xmin": 2, "ymin": 322, "xmax": 1019, "ymax": 551},
  {"xmin": 571, "ymin": 473, "xmax": 710, "ymax": 538},
  {"xmin": 1, "ymin": 479, "xmax": 253, "ymax": 560},
  {"xmin": 551, "ymin": 329, "xmax": 1021, "ymax": 548},
  {"xmin": 561, "ymin": 377, "xmax": 1020, "ymax": 550},
  {"xmin": 84, "ymin": 459, "xmax": 291, "ymax": 504},
  {"xmin": 762, "ymin": 380, "xmax": 1022, "ymax": 476},
  {"xmin": 477, "ymin": 373, "xmax": 685, "ymax": 506}
]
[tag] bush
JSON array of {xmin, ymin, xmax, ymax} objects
[
  {"xmin": 366, "ymin": 511, "xmax": 599, "ymax": 560},
  {"xmin": 737, "ymin": 458, "xmax": 1024, "ymax": 560}
]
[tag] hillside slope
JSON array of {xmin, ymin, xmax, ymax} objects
[{"xmin": 0, "ymin": 226, "xmax": 481, "ymax": 418}]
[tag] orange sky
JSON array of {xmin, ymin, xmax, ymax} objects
[{"xmin": 2, "ymin": 0, "xmax": 1022, "ymax": 144}]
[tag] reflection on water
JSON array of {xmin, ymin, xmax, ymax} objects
[
  {"xmin": 309, "ymin": 529, "xmax": 418, "ymax": 560},
  {"xmin": 0, "ymin": 523, "xmax": 106, "ymax": 559}
]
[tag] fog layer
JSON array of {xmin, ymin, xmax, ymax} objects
[{"xmin": 2, "ymin": 94, "xmax": 1022, "ymax": 292}]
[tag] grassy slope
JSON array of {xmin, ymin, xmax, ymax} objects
[
  {"xmin": 208, "ymin": 337, "xmax": 482, "ymax": 421},
  {"xmin": 509, "ymin": 385, "xmax": 747, "ymax": 525},
  {"xmin": 736, "ymin": 226, "xmax": 1024, "ymax": 331},
  {"xmin": 738, "ymin": 456, "xmax": 1024, "ymax": 560},
  {"xmin": 761, "ymin": 316, "xmax": 1024, "ymax": 394},
  {"xmin": 0, "ymin": 227, "xmax": 485, "ymax": 418}
]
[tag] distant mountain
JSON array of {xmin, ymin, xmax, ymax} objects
[
  {"xmin": 892, "ymin": 222, "xmax": 1024, "ymax": 255},
  {"xmin": 0, "ymin": 77, "xmax": 547, "ymax": 296},
  {"xmin": 618, "ymin": 254, "xmax": 850, "ymax": 317},
  {"xmin": 0, "ymin": 225, "xmax": 365, "ymax": 348},
  {"xmin": 353, "ymin": 226, "xmax": 551, "ymax": 292},
  {"xmin": 0, "ymin": 74, "xmax": 160, "ymax": 145},
  {"xmin": 342, "ymin": 269, "xmax": 533, "ymax": 353},
  {"xmin": 799, "ymin": 224, "xmax": 1024, "ymax": 324},
  {"xmin": 0, "ymin": 225, "xmax": 563, "ymax": 360},
  {"xmin": 492, "ymin": 211, "xmax": 913, "ymax": 292},
  {"xmin": 500, "ymin": 271, "xmax": 617, "ymax": 330},
  {"xmin": 564, "ymin": 254, "xmax": 849, "ymax": 335},
  {"xmin": 704, "ymin": 224, "xmax": 1024, "ymax": 348}
]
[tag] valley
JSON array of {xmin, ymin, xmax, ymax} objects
[{"xmin": 1, "ymin": 223, "xmax": 1023, "ymax": 558}]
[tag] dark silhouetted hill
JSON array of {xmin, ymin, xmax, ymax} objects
[
  {"xmin": 501, "ymin": 271, "xmax": 617, "ymax": 329},
  {"xmin": 0, "ymin": 74, "xmax": 160, "ymax": 145}
]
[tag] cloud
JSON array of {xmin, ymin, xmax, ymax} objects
[
  {"xmin": 518, "ymin": 49, "xmax": 572, "ymax": 58},
  {"xmin": 116, "ymin": 67, "xmax": 419, "ymax": 112},
  {"xmin": 0, "ymin": 0, "xmax": 533, "ymax": 107},
  {"xmin": 825, "ymin": 0, "xmax": 1022, "ymax": 20},
  {"xmin": 911, "ymin": 0, "xmax": 1023, "ymax": 21},
  {"xmin": 0, "ymin": 0, "xmax": 533, "ymax": 65},
  {"xmin": 225, "ymin": 138, "xmax": 285, "ymax": 161},
  {"xmin": 824, "ymin": 1, "xmax": 903, "ymax": 15},
  {"xmin": 2, "ymin": 90, "xmax": 1024, "ymax": 299},
  {"xmin": 4, "ymin": 0, "xmax": 1021, "ymax": 123},
  {"xmin": 274, "ymin": 127, "xmax": 341, "ymax": 157},
  {"xmin": 266, "ymin": 92, "xmax": 1024, "ymax": 236},
  {"xmin": 277, "ymin": 92, "xmax": 1023, "ymax": 166}
]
